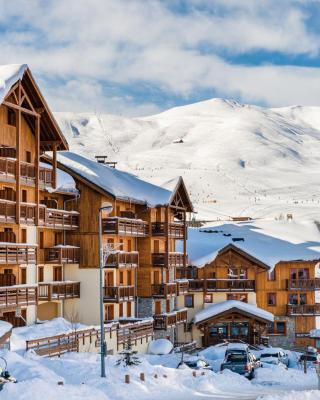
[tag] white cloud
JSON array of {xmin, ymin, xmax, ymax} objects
[{"xmin": 0, "ymin": 0, "xmax": 320, "ymax": 114}]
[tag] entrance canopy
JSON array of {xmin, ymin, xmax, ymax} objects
[{"xmin": 194, "ymin": 300, "xmax": 274, "ymax": 325}]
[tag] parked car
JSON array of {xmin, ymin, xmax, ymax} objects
[
  {"xmin": 260, "ymin": 349, "xmax": 289, "ymax": 367},
  {"xmin": 220, "ymin": 351, "xmax": 258, "ymax": 379},
  {"xmin": 178, "ymin": 357, "xmax": 213, "ymax": 371},
  {"xmin": 299, "ymin": 352, "xmax": 320, "ymax": 366}
]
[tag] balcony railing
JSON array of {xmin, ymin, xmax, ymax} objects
[
  {"xmin": 103, "ymin": 285, "xmax": 135, "ymax": 302},
  {"xmin": 206, "ymin": 279, "xmax": 255, "ymax": 292},
  {"xmin": 39, "ymin": 207, "xmax": 79, "ymax": 230},
  {"xmin": 39, "ymin": 166, "xmax": 53, "ymax": 187},
  {"xmin": 104, "ymin": 251, "xmax": 139, "ymax": 268},
  {"xmin": 151, "ymin": 283, "xmax": 177, "ymax": 298},
  {"xmin": 38, "ymin": 282, "xmax": 80, "ymax": 301},
  {"xmin": 44, "ymin": 246, "xmax": 80, "ymax": 264},
  {"xmin": 286, "ymin": 279, "xmax": 320, "ymax": 291},
  {"xmin": 152, "ymin": 252, "xmax": 185, "ymax": 268},
  {"xmin": 102, "ymin": 217, "xmax": 149, "ymax": 237},
  {"xmin": 0, "ymin": 285, "xmax": 37, "ymax": 309},
  {"xmin": 176, "ymin": 280, "xmax": 189, "ymax": 295},
  {"xmin": 153, "ymin": 313, "xmax": 177, "ymax": 330},
  {"xmin": 188, "ymin": 279, "xmax": 205, "ymax": 291},
  {"xmin": 287, "ymin": 304, "xmax": 320, "ymax": 316},
  {"xmin": 176, "ymin": 308, "xmax": 188, "ymax": 324},
  {"xmin": 20, "ymin": 161, "xmax": 35, "ymax": 181},
  {"xmin": 0, "ymin": 244, "xmax": 37, "ymax": 264},
  {"xmin": 151, "ymin": 222, "xmax": 185, "ymax": 239},
  {"xmin": 0, "ymin": 157, "xmax": 16, "ymax": 181}
]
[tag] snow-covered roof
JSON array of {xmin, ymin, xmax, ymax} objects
[
  {"xmin": 0, "ymin": 320, "xmax": 12, "ymax": 338},
  {"xmin": 182, "ymin": 220, "xmax": 320, "ymax": 269},
  {"xmin": 194, "ymin": 300, "xmax": 274, "ymax": 324},
  {"xmin": 0, "ymin": 64, "xmax": 27, "ymax": 104},
  {"xmin": 56, "ymin": 151, "xmax": 174, "ymax": 207}
]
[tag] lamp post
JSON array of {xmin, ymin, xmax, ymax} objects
[{"xmin": 99, "ymin": 202, "xmax": 113, "ymax": 378}]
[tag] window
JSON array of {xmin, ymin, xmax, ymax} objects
[
  {"xmin": 290, "ymin": 268, "xmax": 309, "ymax": 280},
  {"xmin": 21, "ymin": 229, "xmax": 27, "ymax": 243},
  {"xmin": 267, "ymin": 293, "xmax": 277, "ymax": 306},
  {"xmin": 205, "ymin": 294, "xmax": 213, "ymax": 303},
  {"xmin": 185, "ymin": 294, "xmax": 194, "ymax": 308},
  {"xmin": 154, "ymin": 240, "xmax": 160, "ymax": 253},
  {"xmin": 268, "ymin": 269, "xmax": 276, "ymax": 281},
  {"xmin": 53, "ymin": 266, "xmax": 62, "ymax": 281},
  {"xmin": 25, "ymin": 151, "xmax": 31, "ymax": 163},
  {"xmin": 21, "ymin": 268, "xmax": 27, "ymax": 284},
  {"xmin": 4, "ymin": 269, "xmax": 13, "ymax": 274},
  {"xmin": 166, "ymin": 299, "xmax": 170, "ymax": 313},
  {"xmin": 119, "ymin": 303, "xmax": 123, "ymax": 317},
  {"xmin": 288, "ymin": 293, "xmax": 307, "ymax": 305},
  {"xmin": 127, "ymin": 271, "xmax": 132, "ymax": 286},
  {"xmin": 7, "ymin": 108, "xmax": 16, "ymax": 127},
  {"xmin": 119, "ymin": 271, "xmax": 124, "ymax": 285},
  {"xmin": 155, "ymin": 300, "xmax": 161, "ymax": 314},
  {"xmin": 267, "ymin": 321, "xmax": 286, "ymax": 335},
  {"xmin": 22, "ymin": 189, "xmax": 27, "ymax": 203},
  {"xmin": 227, "ymin": 293, "xmax": 248, "ymax": 303},
  {"xmin": 38, "ymin": 266, "xmax": 44, "ymax": 283},
  {"xmin": 119, "ymin": 239, "xmax": 124, "ymax": 251},
  {"xmin": 105, "ymin": 304, "xmax": 114, "ymax": 321},
  {"xmin": 127, "ymin": 302, "xmax": 132, "ymax": 317},
  {"xmin": 127, "ymin": 239, "xmax": 132, "ymax": 252},
  {"xmin": 39, "ymin": 232, "xmax": 44, "ymax": 249}
]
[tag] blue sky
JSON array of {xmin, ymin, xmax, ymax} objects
[{"xmin": 1, "ymin": 0, "xmax": 320, "ymax": 116}]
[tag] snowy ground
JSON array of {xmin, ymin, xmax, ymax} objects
[{"xmin": 1, "ymin": 327, "xmax": 319, "ymax": 400}]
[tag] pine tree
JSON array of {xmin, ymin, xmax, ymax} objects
[{"xmin": 116, "ymin": 333, "xmax": 140, "ymax": 367}]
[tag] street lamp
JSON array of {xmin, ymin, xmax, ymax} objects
[{"xmin": 99, "ymin": 202, "xmax": 113, "ymax": 378}]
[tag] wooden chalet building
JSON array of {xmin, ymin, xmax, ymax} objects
[
  {"xmin": 0, "ymin": 64, "xmax": 80, "ymax": 327},
  {"xmin": 177, "ymin": 225, "xmax": 320, "ymax": 349},
  {"xmin": 50, "ymin": 152, "xmax": 193, "ymax": 340}
]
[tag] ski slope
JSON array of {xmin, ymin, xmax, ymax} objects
[{"xmin": 54, "ymin": 99, "xmax": 320, "ymax": 221}]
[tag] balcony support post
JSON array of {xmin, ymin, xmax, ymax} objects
[
  {"xmin": 35, "ymin": 115, "xmax": 40, "ymax": 225},
  {"xmin": 52, "ymin": 143, "xmax": 57, "ymax": 189},
  {"xmin": 15, "ymin": 83, "xmax": 21, "ymax": 224}
]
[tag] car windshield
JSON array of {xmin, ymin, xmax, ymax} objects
[
  {"xmin": 261, "ymin": 353, "xmax": 278, "ymax": 358},
  {"xmin": 226, "ymin": 354, "xmax": 247, "ymax": 362},
  {"xmin": 185, "ymin": 361, "xmax": 197, "ymax": 367}
]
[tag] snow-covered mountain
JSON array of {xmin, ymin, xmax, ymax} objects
[{"xmin": 54, "ymin": 99, "xmax": 320, "ymax": 221}]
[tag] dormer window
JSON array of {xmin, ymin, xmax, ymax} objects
[{"xmin": 7, "ymin": 108, "xmax": 16, "ymax": 127}]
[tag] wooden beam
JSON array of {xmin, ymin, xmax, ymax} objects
[
  {"xmin": 35, "ymin": 116, "xmax": 40, "ymax": 225},
  {"xmin": 2, "ymin": 101, "xmax": 40, "ymax": 117},
  {"xmin": 165, "ymin": 206, "xmax": 169, "ymax": 269},
  {"xmin": 15, "ymin": 84, "xmax": 21, "ymax": 224},
  {"xmin": 52, "ymin": 143, "xmax": 57, "ymax": 189}
]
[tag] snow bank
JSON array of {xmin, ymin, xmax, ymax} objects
[
  {"xmin": 0, "ymin": 321, "xmax": 12, "ymax": 337},
  {"xmin": 11, "ymin": 318, "xmax": 88, "ymax": 351},
  {"xmin": 194, "ymin": 300, "xmax": 274, "ymax": 324},
  {"xmin": 259, "ymin": 391, "xmax": 320, "ymax": 400},
  {"xmin": 148, "ymin": 339, "xmax": 173, "ymax": 355},
  {"xmin": 0, "ymin": 64, "xmax": 27, "ymax": 104}
]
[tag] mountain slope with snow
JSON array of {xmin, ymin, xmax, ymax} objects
[{"xmin": 54, "ymin": 99, "xmax": 320, "ymax": 221}]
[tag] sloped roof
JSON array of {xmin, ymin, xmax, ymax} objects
[
  {"xmin": 55, "ymin": 151, "xmax": 175, "ymax": 206},
  {"xmin": 182, "ymin": 221, "xmax": 320, "ymax": 269},
  {"xmin": 0, "ymin": 63, "xmax": 68, "ymax": 151},
  {"xmin": 194, "ymin": 300, "xmax": 274, "ymax": 324}
]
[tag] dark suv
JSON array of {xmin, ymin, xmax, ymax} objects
[{"xmin": 220, "ymin": 350, "xmax": 258, "ymax": 379}]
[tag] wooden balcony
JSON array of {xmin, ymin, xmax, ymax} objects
[
  {"xmin": 102, "ymin": 217, "xmax": 149, "ymax": 237},
  {"xmin": 0, "ymin": 244, "xmax": 36, "ymax": 264},
  {"xmin": 206, "ymin": 279, "xmax": 255, "ymax": 292},
  {"xmin": 0, "ymin": 157, "xmax": 16, "ymax": 181},
  {"xmin": 38, "ymin": 282, "xmax": 80, "ymax": 301},
  {"xmin": 39, "ymin": 166, "xmax": 53, "ymax": 187},
  {"xmin": 0, "ymin": 200, "xmax": 38, "ymax": 225},
  {"xmin": 153, "ymin": 313, "xmax": 177, "ymax": 330},
  {"xmin": 151, "ymin": 283, "xmax": 177, "ymax": 298},
  {"xmin": 0, "ymin": 285, "xmax": 37, "ymax": 309},
  {"xmin": 286, "ymin": 279, "xmax": 320, "ymax": 291},
  {"xmin": 152, "ymin": 252, "xmax": 185, "ymax": 268},
  {"xmin": 176, "ymin": 308, "xmax": 188, "ymax": 324},
  {"xmin": 44, "ymin": 246, "xmax": 80, "ymax": 264},
  {"xmin": 176, "ymin": 280, "xmax": 189, "ymax": 295},
  {"xmin": 103, "ymin": 285, "xmax": 135, "ymax": 302},
  {"xmin": 151, "ymin": 222, "xmax": 185, "ymax": 239},
  {"xmin": 188, "ymin": 279, "xmax": 205, "ymax": 291},
  {"xmin": 104, "ymin": 251, "xmax": 139, "ymax": 268},
  {"xmin": 20, "ymin": 161, "xmax": 35, "ymax": 182},
  {"xmin": 287, "ymin": 304, "xmax": 320, "ymax": 316},
  {"xmin": 39, "ymin": 207, "xmax": 79, "ymax": 230}
]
